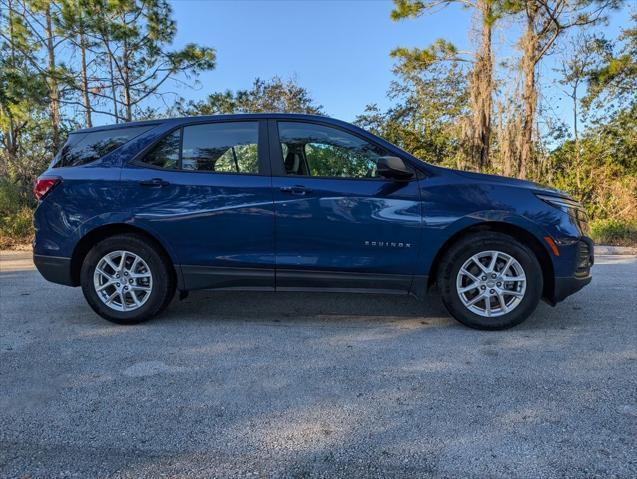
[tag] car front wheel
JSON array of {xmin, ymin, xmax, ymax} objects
[
  {"xmin": 80, "ymin": 234, "xmax": 175, "ymax": 324},
  {"xmin": 438, "ymin": 232, "xmax": 543, "ymax": 330}
]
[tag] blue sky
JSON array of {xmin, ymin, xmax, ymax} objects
[{"xmin": 160, "ymin": 0, "xmax": 630, "ymax": 127}]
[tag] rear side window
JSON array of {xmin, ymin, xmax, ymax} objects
[
  {"xmin": 138, "ymin": 122, "xmax": 259, "ymax": 174},
  {"xmin": 143, "ymin": 130, "xmax": 180, "ymax": 169},
  {"xmin": 53, "ymin": 126, "xmax": 152, "ymax": 168}
]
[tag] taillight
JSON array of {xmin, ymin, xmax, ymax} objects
[{"xmin": 34, "ymin": 176, "xmax": 60, "ymax": 200}]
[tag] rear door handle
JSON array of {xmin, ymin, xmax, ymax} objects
[
  {"xmin": 280, "ymin": 185, "xmax": 312, "ymax": 195},
  {"xmin": 139, "ymin": 178, "xmax": 169, "ymax": 187}
]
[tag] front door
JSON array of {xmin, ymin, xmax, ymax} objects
[
  {"xmin": 121, "ymin": 120, "xmax": 275, "ymax": 291},
  {"xmin": 270, "ymin": 120, "xmax": 422, "ymax": 293}
]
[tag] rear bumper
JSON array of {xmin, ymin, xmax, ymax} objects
[{"xmin": 33, "ymin": 254, "xmax": 75, "ymax": 286}]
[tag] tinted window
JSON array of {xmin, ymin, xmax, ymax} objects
[
  {"xmin": 142, "ymin": 130, "xmax": 180, "ymax": 169},
  {"xmin": 54, "ymin": 126, "xmax": 152, "ymax": 167},
  {"xmin": 278, "ymin": 122, "xmax": 387, "ymax": 178},
  {"xmin": 181, "ymin": 122, "xmax": 258, "ymax": 173}
]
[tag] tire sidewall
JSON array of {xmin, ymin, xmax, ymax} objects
[
  {"xmin": 439, "ymin": 234, "xmax": 543, "ymax": 330},
  {"xmin": 80, "ymin": 235, "xmax": 171, "ymax": 324}
]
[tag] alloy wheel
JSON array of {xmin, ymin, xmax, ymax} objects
[
  {"xmin": 93, "ymin": 250, "xmax": 153, "ymax": 312},
  {"xmin": 455, "ymin": 250, "xmax": 526, "ymax": 318}
]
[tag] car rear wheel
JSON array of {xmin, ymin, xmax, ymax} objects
[
  {"xmin": 80, "ymin": 234, "xmax": 175, "ymax": 324},
  {"xmin": 437, "ymin": 232, "xmax": 543, "ymax": 330}
]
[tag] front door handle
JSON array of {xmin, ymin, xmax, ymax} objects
[
  {"xmin": 280, "ymin": 185, "xmax": 312, "ymax": 195},
  {"xmin": 139, "ymin": 178, "xmax": 169, "ymax": 187}
]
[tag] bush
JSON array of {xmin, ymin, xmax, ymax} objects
[
  {"xmin": 590, "ymin": 219, "xmax": 637, "ymax": 247},
  {"xmin": 0, "ymin": 207, "xmax": 34, "ymax": 249},
  {"xmin": 0, "ymin": 178, "xmax": 25, "ymax": 217}
]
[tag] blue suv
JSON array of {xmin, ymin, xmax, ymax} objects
[{"xmin": 33, "ymin": 114, "xmax": 593, "ymax": 329}]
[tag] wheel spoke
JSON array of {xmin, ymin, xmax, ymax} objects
[
  {"xmin": 129, "ymin": 256, "xmax": 140, "ymax": 274},
  {"xmin": 487, "ymin": 252, "xmax": 498, "ymax": 273},
  {"xmin": 119, "ymin": 252, "xmax": 126, "ymax": 270},
  {"xmin": 130, "ymin": 290, "xmax": 141, "ymax": 306},
  {"xmin": 471, "ymin": 255, "xmax": 489, "ymax": 274},
  {"xmin": 461, "ymin": 268, "xmax": 479, "ymax": 282},
  {"xmin": 96, "ymin": 267, "xmax": 113, "ymax": 279},
  {"xmin": 501, "ymin": 256, "xmax": 513, "ymax": 274},
  {"xmin": 466, "ymin": 292, "xmax": 486, "ymax": 307},
  {"xmin": 485, "ymin": 297, "xmax": 492, "ymax": 316},
  {"xmin": 104, "ymin": 257, "xmax": 118, "ymax": 272},
  {"xmin": 131, "ymin": 285, "xmax": 151, "ymax": 292},
  {"xmin": 458, "ymin": 282, "xmax": 479, "ymax": 294},
  {"xmin": 129, "ymin": 272, "xmax": 151, "ymax": 279},
  {"xmin": 96, "ymin": 281, "xmax": 114, "ymax": 292},
  {"xmin": 503, "ymin": 275, "xmax": 525, "ymax": 282},
  {"xmin": 497, "ymin": 292, "xmax": 508, "ymax": 312},
  {"xmin": 105, "ymin": 291, "xmax": 118, "ymax": 304},
  {"xmin": 120, "ymin": 292, "xmax": 127, "ymax": 311}
]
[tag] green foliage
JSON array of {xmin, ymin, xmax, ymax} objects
[
  {"xmin": 174, "ymin": 77, "xmax": 323, "ymax": 116},
  {"xmin": 548, "ymin": 103, "xmax": 636, "ymax": 224},
  {"xmin": 590, "ymin": 219, "xmax": 637, "ymax": 246},
  {"xmin": 356, "ymin": 52, "xmax": 468, "ymax": 167},
  {"xmin": 0, "ymin": 207, "xmax": 33, "ymax": 241},
  {"xmin": 0, "ymin": 179, "xmax": 33, "ymax": 247}
]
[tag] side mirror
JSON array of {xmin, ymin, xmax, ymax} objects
[{"xmin": 376, "ymin": 156, "xmax": 413, "ymax": 181}]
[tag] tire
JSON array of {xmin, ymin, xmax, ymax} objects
[
  {"xmin": 80, "ymin": 234, "xmax": 175, "ymax": 324},
  {"xmin": 437, "ymin": 232, "xmax": 543, "ymax": 330}
]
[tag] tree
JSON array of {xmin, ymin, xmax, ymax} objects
[
  {"xmin": 174, "ymin": 77, "xmax": 323, "ymax": 116},
  {"xmin": 584, "ymin": 14, "xmax": 636, "ymax": 117},
  {"xmin": 100, "ymin": 0, "xmax": 216, "ymax": 122},
  {"xmin": 513, "ymin": 0, "xmax": 621, "ymax": 178},
  {"xmin": 356, "ymin": 44, "xmax": 468, "ymax": 166},
  {"xmin": 391, "ymin": 0, "xmax": 502, "ymax": 169},
  {"xmin": 0, "ymin": 0, "xmax": 51, "ymax": 194},
  {"xmin": 554, "ymin": 32, "xmax": 606, "ymax": 186}
]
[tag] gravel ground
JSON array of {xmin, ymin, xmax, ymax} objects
[{"xmin": 1, "ymin": 251, "xmax": 636, "ymax": 478}]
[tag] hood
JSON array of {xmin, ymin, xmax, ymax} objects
[{"xmin": 437, "ymin": 166, "xmax": 569, "ymax": 197}]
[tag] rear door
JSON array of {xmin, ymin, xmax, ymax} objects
[
  {"xmin": 121, "ymin": 120, "xmax": 275, "ymax": 291},
  {"xmin": 269, "ymin": 120, "xmax": 422, "ymax": 292}
]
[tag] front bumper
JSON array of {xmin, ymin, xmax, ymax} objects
[
  {"xmin": 552, "ymin": 274, "xmax": 592, "ymax": 303},
  {"xmin": 33, "ymin": 254, "xmax": 75, "ymax": 286},
  {"xmin": 547, "ymin": 239, "xmax": 594, "ymax": 305}
]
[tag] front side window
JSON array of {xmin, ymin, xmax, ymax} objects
[
  {"xmin": 54, "ymin": 126, "xmax": 152, "ymax": 168},
  {"xmin": 277, "ymin": 122, "xmax": 387, "ymax": 178},
  {"xmin": 138, "ymin": 122, "xmax": 260, "ymax": 174}
]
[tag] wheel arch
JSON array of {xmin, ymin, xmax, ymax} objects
[
  {"xmin": 427, "ymin": 221, "xmax": 555, "ymax": 301},
  {"xmin": 69, "ymin": 223, "xmax": 180, "ymax": 288}
]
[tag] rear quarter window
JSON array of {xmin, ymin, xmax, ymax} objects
[{"xmin": 52, "ymin": 126, "xmax": 152, "ymax": 168}]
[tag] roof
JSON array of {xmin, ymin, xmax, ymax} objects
[{"xmin": 71, "ymin": 113, "xmax": 341, "ymax": 134}]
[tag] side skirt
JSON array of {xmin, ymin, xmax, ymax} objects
[{"xmin": 179, "ymin": 265, "xmax": 428, "ymax": 298}]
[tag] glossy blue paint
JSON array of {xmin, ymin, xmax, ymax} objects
[{"xmin": 33, "ymin": 113, "xmax": 592, "ymax": 302}]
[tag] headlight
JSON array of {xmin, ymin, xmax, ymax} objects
[{"xmin": 535, "ymin": 194, "xmax": 582, "ymax": 213}]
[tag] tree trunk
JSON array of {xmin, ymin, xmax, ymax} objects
[
  {"xmin": 519, "ymin": 3, "xmax": 539, "ymax": 179},
  {"xmin": 44, "ymin": 4, "xmax": 60, "ymax": 149},
  {"xmin": 572, "ymin": 87, "xmax": 581, "ymax": 188},
  {"xmin": 106, "ymin": 37, "xmax": 119, "ymax": 122},
  {"xmin": 79, "ymin": 29, "xmax": 92, "ymax": 128},
  {"xmin": 469, "ymin": 0, "xmax": 493, "ymax": 170},
  {"xmin": 122, "ymin": 37, "xmax": 132, "ymax": 121}
]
